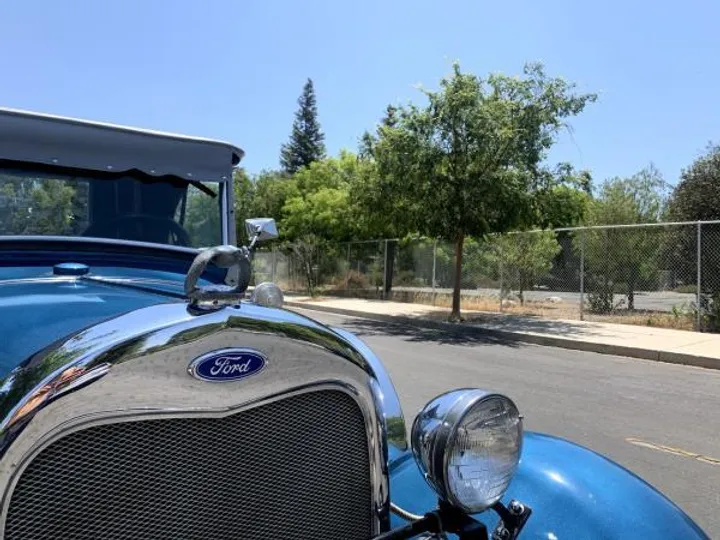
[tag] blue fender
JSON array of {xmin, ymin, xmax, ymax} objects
[{"xmin": 389, "ymin": 431, "xmax": 709, "ymax": 539}]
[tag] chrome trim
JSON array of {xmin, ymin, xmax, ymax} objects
[
  {"xmin": 251, "ymin": 282, "xmax": 284, "ymax": 308},
  {"xmin": 410, "ymin": 389, "xmax": 522, "ymax": 513},
  {"xmin": 0, "ymin": 276, "xmax": 79, "ymax": 287},
  {"xmin": 223, "ymin": 181, "xmax": 236, "ymax": 247},
  {"xmin": 331, "ymin": 327, "xmax": 408, "ymax": 451},
  {"xmin": 390, "ymin": 502, "xmax": 424, "ymax": 522},
  {"xmin": 184, "ymin": 245, "xmax": 252, "ymax": 305},
  {"xmin": 0, "ymin": 302, "xmax": 394, "ymax": 534},
  {"xmin": 223, "ymin": 181, "xmax": 241, "ymax": 287}
]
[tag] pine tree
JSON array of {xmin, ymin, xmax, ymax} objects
[{"xmin": 280, "ymin": 79, "xmax": 326, "ymax": 174}]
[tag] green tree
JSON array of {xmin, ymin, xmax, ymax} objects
[
  {"xmin": 666, "ymin": 144, "xmax": 720, "ymax": 329},
  {"xmin": 183, "ymin": 185, "xmax": 221, "ymax": 247},
  {"xmin": 362, "ymin": 62, "xmax": 596, "ymax": 320},
  {"xmin": 280, "ymin": 153, "xmax": 369, "ymax": 292},
  {"xmin": 533, "ymin": 163, "xmax": 593, "ymax": 228},
  {"xmin": 582, "ymin": 165, "xmax": 669, "ymax": 311},
  {"xmin": 667, "ymin": 144, "xmax": 720, "ymax": 223},
  {"xmin": 248, "ymin": 170, "xmax": 299, "ymax": 230},
  {"xmin": 492, "ymin": 232, "xmax": 561, "ymax": 304},
  {"xmin": 233, "ymin": 168, "xmax": 255, "ymax": 243},
  {"xmin": 0, "ymin": 176, "xmax": 77, "ymax": 235},
  {"xmin": 279, "ymin": 152, "xmax": 379, "ymax": 242},
  {"xmin": 280, "ymin": 78, "xmax": 326, "ymax": 174}
]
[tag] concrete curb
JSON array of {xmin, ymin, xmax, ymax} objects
[{"xmin": 284, "ymin": 301, "xmax": 720, "ymax": 370}]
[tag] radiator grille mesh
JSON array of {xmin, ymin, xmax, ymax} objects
[{"xmin": 4, "ymin": 389, "xmax": 372, "ymax": 540}]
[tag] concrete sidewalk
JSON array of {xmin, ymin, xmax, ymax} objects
[{"xmin": 284, "ymin": 296, "xmax": 720, "ymax": 370}]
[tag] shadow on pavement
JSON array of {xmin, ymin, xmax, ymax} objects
[
  {"xmin": 330, "ymin": 315, "xmax": 524, "ymax": 348},
  {"xmin": 456, "ymin": 312, "xmax": 609, "ymax": 338}
]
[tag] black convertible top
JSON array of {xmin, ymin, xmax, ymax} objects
[{"xmin": 0, "ymin": 107, "xmax": 244, "ymax": 182}]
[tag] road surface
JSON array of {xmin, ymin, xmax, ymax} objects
[{"xmin": 292, "ymin": 307, "xmax": 720, "ymax": 537}]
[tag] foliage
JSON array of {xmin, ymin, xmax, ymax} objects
[
  {"xmin": 274, "ymin": 153, "xmax": 377, "ymax": 292},
  {"xmin": 280, "ymin": 78, "xmax": 326, "ymax": 174},
  {"xmin": 233, "ymin": 168, "xmax": 254, "ymax": 243},
  {"xmin": 491, "ymin": 232, "xmax": 562, "ymax": 304},
  {"xmin": 698, "ymin": 293, "xmax": 720, "ymax": 332},
  {"xmin": 666, "ymin": 144, "xmax": 720, "ymax": 301},
  {"xmin": 667, "ymin": 143, "xmax": 720, "ymax": 222},
  {"xmin": 533, "ymin": 163, "xmax": 593, "ymax": 228},
  {"xmin": 247, "ymin": 170, "xmax": 298, "ymax": 228},
  {"xmin": 0, "ymin": 175, "xmax": 80, "ymax": 235},
  {"xmin": 581, "ymin": 165, "xmax": 669, "ymax": 310},
  {"xmin": 181, "ymin": 172, "xmax": 254, "ymax": 247},
  {"xmin": 286, "ymin": 237, "xmax": 321, "ymax": 294},
  {"xmin": 586, "ymin": 285, "xmax": 616, "ymax": 314},
  {"xmin": 342, "ymin": 269, "xmax": 370, "ymax": 290},
  {"xmin": 183, "ymin": 185, "xmax": 222, "ymax": 247},
  {"xmin": 281, "ymin": 152, "xmax": 366, "ymax": 242},
  {"xmin": 362, "ymin": 62, "xmax": 596, "ymax": 319}
]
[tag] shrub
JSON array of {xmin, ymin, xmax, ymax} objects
[
  {"xmin": 586, "ymin": 289, "xmax": 614, "ymax": 314},
  {"xmin": 700, "ymin": 293, "xmax": 720, "ymax": 332},
  {"xmin": 344, "ymin": 270, "xmax": 370, "ymax": 290}
]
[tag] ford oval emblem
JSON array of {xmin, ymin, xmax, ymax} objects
[{"xmin": 188, "ymin": 348, "xmax": 267, "ymax": 382}]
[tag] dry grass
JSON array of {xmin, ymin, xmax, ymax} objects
[
  {"xmin": 584, "ymin": 312, "xmax": 695, "ymax": 331},
  {"xmin": 390, "ymin": 290, "xmax": 697, "ymax": 331},
  {"xmin": 293, "ymin": 285, "xmax": 697, "ymax": 331}
]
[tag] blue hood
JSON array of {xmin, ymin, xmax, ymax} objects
[
  {"xmin": 0, "ymin": 266, "xmax": 187, "ymax": 378},
  {"xmin": 388, "ymin": 432, "xmax": 709, "ymax": 539}
]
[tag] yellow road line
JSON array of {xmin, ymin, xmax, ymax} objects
[{"xmin": 626, "ymin": 437, "xmax": 720, "ymax": 466}]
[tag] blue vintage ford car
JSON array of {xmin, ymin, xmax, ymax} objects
[{"xmin": 0, "ymin": 108, "xmax": 709, "ymax": 539}]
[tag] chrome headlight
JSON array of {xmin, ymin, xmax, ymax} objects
[
  {"xmin": 251, "ymin": 282, "xmax": 284, "ymax": 308},
  {"xmin": 410, "ymin": 389, "xmax": 523, "ymax": 513}
]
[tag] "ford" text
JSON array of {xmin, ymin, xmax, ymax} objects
[{"xmin": 209, "ymin": 357, "xmax": 254, "ymax": 376}]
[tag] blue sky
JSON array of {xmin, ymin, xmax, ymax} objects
[{"xmin": 1, "ymin": 0, "xmax": 718, "ymax": 188}]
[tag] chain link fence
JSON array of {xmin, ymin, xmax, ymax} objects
[{"xmin": 253, "ymin": 220, "xmax": 720, "ymax": 332}]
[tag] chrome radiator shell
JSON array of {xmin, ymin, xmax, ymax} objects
[{"xmin": 0, "ymin": 302, "xmax": 407, "ymax": 537}]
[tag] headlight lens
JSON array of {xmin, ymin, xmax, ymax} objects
[
  {"xmin": 251, "ymin": 282, "xmax": 284, "ymax": 307},
  {"xmin": 411, "ymin": 389, "xmax": 522, "ymax": 513}
]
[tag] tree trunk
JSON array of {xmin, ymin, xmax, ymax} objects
[
  {"xmin": 450, "ymin": 233, "xmax": 465, "ymax": 321},
  {"xmin": 305, "ymin": 260, "xmax": 313, "ymax": 295}
]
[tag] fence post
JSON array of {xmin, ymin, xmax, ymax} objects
[
  {"xmin": 271, "ymin": 246, "xmax": 277, "ymax": 282},
  {"xmin": 579, "ymin": 229, "xmax": 585, "ymax": 321},
  {"xmin": 345, "ymin": 243, "xmax": 351, "ymax": 289},
  {"xmin": 499, "ymin": 242, "xmax": 504, "ymax": 312},
  {"xmin": 432, "ymin": 238, "xmax": 437, "ymax": 306},
  {"xmin": 383, "ymin": 239, "xmax": 388, "ymax": 300},
  {"xmin": 697, "ymin": 222, "xmax": 702, "ymax": 331}
]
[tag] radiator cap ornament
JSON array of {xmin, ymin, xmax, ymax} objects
[{"xmin": 188, "ymin": 348, "xmax": 266, "ymax": 382}]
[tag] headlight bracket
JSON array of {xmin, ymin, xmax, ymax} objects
[
  {"xmin": 489, "ymin": 500, "xmax": 533, "ymax": 540},
  {"xmin": 378, "ymin": 498, "xmax": 531, "ymax": 540}
]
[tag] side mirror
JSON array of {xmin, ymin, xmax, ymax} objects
[{"xmin": 245, "ymin": 218, "xmax": 278, "ymax": 245}]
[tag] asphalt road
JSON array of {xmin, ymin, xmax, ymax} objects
[{"xmin": 292, "ymin": 307, "xmax": 720, "ymax": 537}]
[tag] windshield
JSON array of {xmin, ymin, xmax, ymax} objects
[{"xmin": 0, "ymin": 168, "xmax": 222, "ymax": 248}]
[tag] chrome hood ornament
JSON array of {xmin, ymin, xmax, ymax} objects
[{"xmin": 184, "ymin": 218, "xmax": 278, "ymax": 308}]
